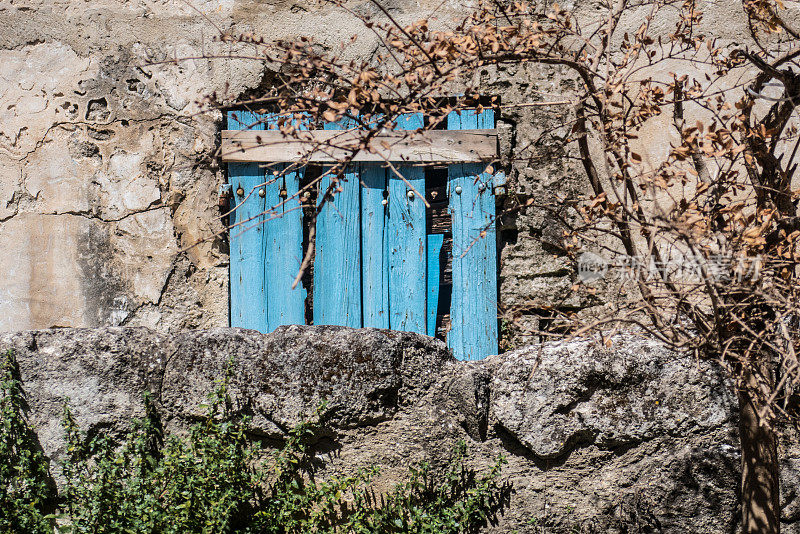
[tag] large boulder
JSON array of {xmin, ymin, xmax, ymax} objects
[
  {"xmin": 489, "ymin": 334, "xmax": 733, "ymax": 458},
  {"xmin": 0, "ymin": 325, "xmax": 452, "ymax": 457}
]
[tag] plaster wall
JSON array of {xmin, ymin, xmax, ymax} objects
[{"xmin": 0, "ymin": 0, "xmax": 765, "ymax": 339}]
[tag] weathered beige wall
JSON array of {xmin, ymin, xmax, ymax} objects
[{"xmin": 1, "ymin": 0, "xmax": 771, "ymax": 337}]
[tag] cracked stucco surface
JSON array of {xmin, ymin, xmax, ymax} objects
[{"xmin": 0, "ymin": 3, "xmax": 247, "ymax": 331}]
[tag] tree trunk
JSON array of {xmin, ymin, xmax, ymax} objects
[{"xmin": 738, "ymin": 371, "xmax": 781, "ymax": 534}]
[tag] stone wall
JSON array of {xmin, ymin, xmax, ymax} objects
[{"xmin": 2, "ymin": 325, "xmax": 799, "ymax": 532}]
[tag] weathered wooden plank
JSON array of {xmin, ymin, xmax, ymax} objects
[
  {"xmin": 388, "ymin": 113, "xmax": 427, "ymax": 334},
  {"xmin": 447, "ymin": 109, "xmax": 498, "ymax": 361},
  {"xmin": 264, "ymin": 164, "xmax": 307, "ymax": 330},
  {"xmin": 227, "ymin": 110, "xmax": 267, "ymax": 332},
  {"xmin": 426, "ymin": 233, "xmax": 444, "ymax": 338},
  {"xmin": 313, "ymin": 118, "xmax": 362, "ymax": 327},
  {"xmin": 221, "ymin": 129, "xmax": 498, "ymax": 163},
  {"xmin": 261, "ymin": 113, "xmax": 307, "ymax": 330},
  {"xmin": 360, "ymin": 164, "xmax": 389, "ymax": 328},
  {"xmin": 265, "ymin": 164, "xmax": 306, "ymax": 330}
]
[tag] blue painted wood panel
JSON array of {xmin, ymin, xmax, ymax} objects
[
  {"xmin": 360, "ymin": 164, "xmax": 389, "ymax": 328},
  {"xmin": 388, "ymin": 113, "xmax": 426, "ymax": 334},
  {"xmin": 264, "ymin": 161, "xmax": 306, "ymax": 330},
  {"xmin": 447, "ymin": 109, "xmax": 498, "ymax": 360},
  {"xmin": 228, "ymin": 109, "xmax": 499, "ymax": 355},
  {"xmin": 313, "ymin": 118, "xmax": 362, "ymax": 327},
  {"xmin": 426, "ymin": 233, "xmax": 444, "ymax": 338},
  {"xmin": 227, "ymin": 110, "xmax": 267, "ymax": 331}
]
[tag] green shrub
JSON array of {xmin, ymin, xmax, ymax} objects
[
  {"xmin": 0, "ymin": 351, "xmax": 510, "ymax": 533},
  {"xmin": 0, "ymin": 350, "xmax": 56, "ymax": 534}
]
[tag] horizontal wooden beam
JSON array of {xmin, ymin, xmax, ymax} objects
[{"xmin": 221, "ymin": 129, "xmax": 497, "ymax": 163}]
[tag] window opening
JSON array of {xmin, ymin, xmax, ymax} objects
[{"xmin": 223, "ymin": 108, "xmax": 500, "ymax": 360}]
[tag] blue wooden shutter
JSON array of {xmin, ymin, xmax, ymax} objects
[
  {"xmin": 227, "ymin": 111, "xmax": 306, "ymax": 332},
  {"xmin": 447, "ymin": 109, "xmax": 498, "ymax": 361},
  {"xmin": 227, "ymin": 109, "xmax": 499, "ymax": 361}
]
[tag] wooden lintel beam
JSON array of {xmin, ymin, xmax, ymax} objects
[{"xmin": 221, "ymin": 129, "xmax": 498, "ymax": 163}]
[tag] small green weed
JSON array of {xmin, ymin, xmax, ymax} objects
[{"xmin": 0, "ymin": 350, "xmax": 56, "ymax": 534}]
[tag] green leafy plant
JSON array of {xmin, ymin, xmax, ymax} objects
[
  {"xmin": 339, "ymin": 441, "xmax": 509, "ymax": 533},
  {"xmin": 1, "ymin": 351, "xmax": 510, "ymax": 533},
  {"xmin": 60, "ymin": 375, "xmax": 260, "ymax": 534},
  {"xmin": 0, "ymin": 350, "xmax": 55, "ymax": 534}
]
